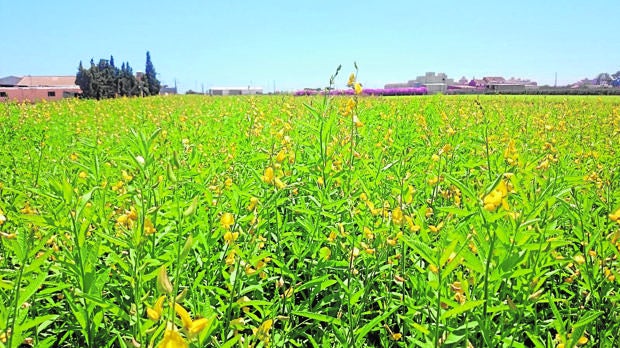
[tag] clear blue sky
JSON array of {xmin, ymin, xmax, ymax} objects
[{"xmin": 1, "ymin": 1, "xmax": 618, "ymax": 92}]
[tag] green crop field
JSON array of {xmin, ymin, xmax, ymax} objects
[{"xmin": 1, "ymin": 91, "xmax": 619, "ymax": 347}]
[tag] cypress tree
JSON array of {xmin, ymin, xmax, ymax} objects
[{"xmin": 144, "ymin": 51, "xmax": 161, "ymax": 96}]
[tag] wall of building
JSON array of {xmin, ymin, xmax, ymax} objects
[{"xmin": 0, "ymin": 87, "xmax": 81, "ymax": 102}]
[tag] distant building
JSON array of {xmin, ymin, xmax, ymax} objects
[
  {"xmin": 465, "ymin": 76, "xmax": 537, "ymax": 92},
  {"xmin": 385, "ymin": 72, "xmax": 454, "ymax": 94},
  {"xmin": 0, "ymin": 75, "xmax": 81, "ymax": 102},
  {"xmin": 209, "ymin": 86, "xmax": 263, "ymax": 96},
  {"xmin": 159, "ymin": 85, "xmax": 178, "ymax": 95}
]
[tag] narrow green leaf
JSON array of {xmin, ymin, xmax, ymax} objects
[
  {"xmin": 18, "ymin": 271, "xmax": 47, "ymax": 308},
  {"xmin": 572, "ymin": 310, "xmax": 603, "ymax": 328},
  {"xmin": 220, "ymin": 334, "xmax": 241, "ymax": 348},
  {"xmin": 440, "ymin": 300, "xmax": 485, "ymax": 320},
  {"xmin": 15, "ymin": 314, "xmax": 58, "ymax": 333},
  {"xmin": 293, "ymin": 310, "xmax": 342, "ymax": 326},
  {"xmin": 354, "ymin": 306, "xmax": 399, "ymax": 344}
]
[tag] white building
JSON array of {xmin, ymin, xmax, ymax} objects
[
  {"xmin": 209, "ymin": 86, "xmax": 263, "ymax": 96},
  {"xmin": 385, "ymin": 72, "xmax": 454, "ymax": 94}
]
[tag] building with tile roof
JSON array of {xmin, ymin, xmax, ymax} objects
[{"xmin": 0, "ymin": 75, "xmax": 81, "ymax": 102}]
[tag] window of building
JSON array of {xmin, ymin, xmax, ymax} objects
[
  {"xmin": 48, "ymin": 91, "xmax": 56, "ymax": 97},
  {"xmin": 0, "ymin": 92, "xmax": 7, "ymax": 97}
]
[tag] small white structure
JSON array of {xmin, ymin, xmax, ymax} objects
[{"xmin": 209, "ymin": 86, "xmax": 263, "ymax": 96}]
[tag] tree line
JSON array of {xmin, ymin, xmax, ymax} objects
[{"xmin": 75, "ymin": 52, "xmax": 161, "ymax": 99}]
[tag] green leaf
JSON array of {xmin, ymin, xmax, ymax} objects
[
  {"xmin": 15, "ymin": 314, "xmax": 58, "ymax": 333},
  {"xmin": 572, "ymin": 310, "xmax": 603, "ymax": 328},
  {"xmin": 18, "ymin": 271, "xmax": 47, "ymax": 308},
  {"xmin": 440, "ymin": 300, "xmax": 485, "ymax": 320},
  {"xmin": 220, "ymin": 334, "xmax": 241, "ymax": 348},
  {"xmin": 354, "ymin": 306, "xmax": 399, "ymax": 344},
  {"xmin": 444, "ymin": 173, "xmax": 477, "ymax": 202},
  {"xmin": 525, "ymin": 332, "xmax": 546, "ymax": 348},
  {"xmin": 402, "ymin": 238, "xmax": 435, "ymax": 265},
  {"xmin": 293, "ymin": 310, "xmax": 342, "ymax": 326}
]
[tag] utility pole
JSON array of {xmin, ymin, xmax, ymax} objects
[{"xmin": 554, "ymin": 72, "xmax": 557, "ymax": 88}]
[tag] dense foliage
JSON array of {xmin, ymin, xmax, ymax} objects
[
  {"xmin": 144, "ymin": 51, "xmax": 161, "ymax": 97},
  {"xmin": 75, "ymin": 53, "xmax": 160, "ymax": 99},
  {"xmin": 0, "ymin": 92, "xmax": 619, "ymax": 347}
]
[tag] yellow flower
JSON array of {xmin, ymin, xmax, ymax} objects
[
  {"xmin": 390, "ymin": 332, "xmax": 402, "ymax": 341},
  {"xmin": 354, "ymin": 82, "xmax": 362, "ymax": 95},
  {"xmin": 345, "ymin": 98, "xmax": 356, "ymax": 115},
  {"xmin": 327, "ymin": 231, "xmax": 337, "ymax": 242},
  {"xmin": 610, "ymin": 208, "xmax": 620, "ymax": 223},
  {"xmin": 174, "ymin": 303, "xmax": 193, "ymax": 330},
  {"xmin": 0, "ymin": 209, "xmax": 6, "ymax": 225},
  {"xmin": 147, "ymin": 295, "xmax": 166, "ymax": 321},
  {"xmin": 144, "ymin": 217, "xmax": 156, "ymax": 235},
  {"xmin": 504, "ymin": 139, "xmax": 519, "ymax": 165},
  {"xmin": 482, "ymin": 180, "xmax": 510, "ymax": 212},
  {"xmin": 274, "ymin": 177, "xmax": 286, "ymax": 190},
  {"xmin": 187, "ymin": 317, "xmax": 211, "ymax": 336},
  {"xmin": 220, "ymin": 213, "xmax": 235, "ymax": 229},
  {"xmin": 352, "ymin": 114, "xmax": 363, "ymax": 127},
  {"xmin": 276, "ymin": 149, "xmax": 286, "ymax": 163},
  {"xmin": 262, "ymin": 167, "xmax": 275, "ymax": 184},
  {"xmin": 20, "ymin": 203, "xmax": 35, "ymax": 215},
  {"xmin": 157, "ymin": 329, "xmax": 187, "ymax": 348},
  {"xmin": 576, "ymin": 336, "xmax": 588, "ymax": 345},
  {"xmin": 225, "ymin": 177, "xmax": 233, "ymax": 188},
  {"xmin": 78, "ymin": 171, "xmax": 88, "ymax": 179},
  {"xmin": 573, "ymin": 254, "xmax": 586, "ymax": 265},
  {"xmin": 248, "ymin": 197, "xmax": 259, "ymax": 211},
  {"xmin": 392, "ymin": 207, "xmax": 403, "ymax": 225},
  {"xmin": 347, "ymin": 73, "xmax": 355, "ymax": 87},
  {"xmin": 253, "ymin": 319, "xmax": 273, "ymax": 344},
  {"xmin": 224, "ymin": 231, "xmax": 239, "ymax": 244},
  {"xmin": 122, "ymin": 170, "xmax": 133, "ymax": 182}
]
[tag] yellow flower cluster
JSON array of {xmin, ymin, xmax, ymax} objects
[
  {"xmin": 147, "ymin": 266, "xmax": 213, "ymax": 347},
  {"xmin": 262, "ymin": 166, "xmax": 286, "ymax": 189},
  {"xmin": 482, "ymin": 177, "xmax": 514, "ymax": 212}
]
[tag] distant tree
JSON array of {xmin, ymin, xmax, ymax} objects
[
  {"xmin": 144, "ymin": 51, "xmax": 161, "ymax": 96},
  {"xmin": 595, "ymin": 72, "xmax": 612, "ymax": 86},
  {"xmin": 76, "ymin": 61, "xmax": 94, "ymax": 98},
  {"xmin": 120, "ymin": 62, "xmax": 140, "ymax": 97},
  {"xmin": 76, "ymin": 55, "xmax": 148, "ymax": 99},
  {"xmin": 97, "ymin": 59, "xmax": 117, "ymax": 98},
  {"xmin": 612, "ymin": 71, "xmax": 620, "ymax": 87}
]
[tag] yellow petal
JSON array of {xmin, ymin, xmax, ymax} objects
[
  {"xmin": 147, "ymin": 307, "xmax": 161, "ymax": 321},
  {"xmin": 174, "ymin": 303, "xmax": 193, "ymax": 329},
  {"xmin": 220, "ymin": 213, "xmax": 235, "ymax": 229},
  {"xmin": 157, "ymin": 329, "xmax": 188, "ymax": 348},
  {"xmin": 187, "ymin": 317, "xmax": 211, "ymax": 336},
  {"xmin": 262, "ymin": 167, "xmax": 275, "ymax": 184}
]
